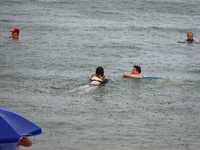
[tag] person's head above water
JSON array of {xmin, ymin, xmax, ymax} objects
[
  {"xmin": 132, "ymin": 65, "xmax": 141, "ymax": 74},
  {"xmin": 96, "ymin": 66, "xmax": 104, "ymax": 76},
  {"xmin": 187, "ymin": 32, "xmax": 194, "ymax": 41},
  {"xmin": 123, "ymin": 65, "xmax": 146, "ymax": 78},
  {"xmin": 8, "ymin": 28, "xmax": 20, "ymax": 39},
  {"xmin": 11, "ymin": 28, "xmax": 19, "ymax": 35},
  {"xmin": 177, "ymin": 32, "xmax": 199, "ymax": 43}
]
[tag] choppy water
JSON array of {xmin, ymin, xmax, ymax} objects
[{"xmin": 0, "ymin": 0, "xmax": 200, "ymax": 150}]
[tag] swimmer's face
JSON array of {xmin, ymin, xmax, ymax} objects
[
  {"xmin": 132, "ymin": 67, "xmax": 138, "ymax": 74},
  {"xmin": 12, "ymin": 32, "xmax": 18, "ymax": 38},
  {"xmin": 187, "ymin": 33, "xmax": 193, "ymax": 41}
]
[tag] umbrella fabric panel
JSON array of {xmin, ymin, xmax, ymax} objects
[
  {"xmin": 0, "ymin": 107, "xmax": 42, "ymax": 144},
  {"xmin": 0, "ymin": 117, "xmax": 21, "ymax": 144},
  {"xmin": 2, "ymin": 111, "xmax": 42, "ymax": 137}
]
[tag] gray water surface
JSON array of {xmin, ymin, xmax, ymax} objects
[{"xmin": 0, "ymin": 0, "xmax": 200, "ymax": 149}]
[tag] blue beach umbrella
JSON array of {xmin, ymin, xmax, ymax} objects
[{"xmin": 0, "ymin": 107, "xmax": 42, "ymax": 144}]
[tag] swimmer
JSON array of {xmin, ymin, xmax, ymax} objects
[
  {"xmin": 185, "ymin": 32, "xmax": 199, "ymax": 42},
  {"xmin": 90, "ymin": 66, "xmax": 109, "ymax": 85},
  {"xmin": 7, "ymin": 28, "xmax": 21, "ymax": 39},
  {"xmin": 124, "ymin": 65, "xmax": 147, "ymax": 78},
  {"xmin": 69, "ymin": 66, "xmax": 108, "ymax": 94}
]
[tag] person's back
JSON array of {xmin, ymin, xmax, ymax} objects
[
  {"xmin": 90, "ymin": 66, "xmax": 108, "ymax": 85},
  {"xmin": 90, "ymin": 75, "xmax": 103, "ymax": 85}
]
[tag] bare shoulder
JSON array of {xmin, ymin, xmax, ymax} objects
[
  {"xmin": 104, "ymin": 75, "xmax": 108, "ymax": 80},
  {"xmin": 91, "ymin": 74, "xmax": 95, "ymax": 78}
]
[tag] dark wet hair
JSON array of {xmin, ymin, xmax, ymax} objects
[
  {"xmin": 96, "ymin": 66, "xmax": 104, "ymax": 76},
  {"xmin": 133, "ymin": 65, "xmax": 141, "ymax": 73}
]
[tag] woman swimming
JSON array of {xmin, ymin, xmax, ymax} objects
[
  {"xmin": 90, "ymin": 66, "xmax": 109, "ymax": 85},
  {"xmin": 69, "ymin": 66, "xmax": 108, "ymax": 94}
]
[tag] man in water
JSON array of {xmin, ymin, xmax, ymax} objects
[
  {"xmin": 7, "ymin": 28, "xmax": 21, "ymax": 39},
  {"xmin": 185, "ymin": 32, "xmax": 199, "ymax": 42},
  {"xmin": 124, "ymin": 65, "xmax": 146, "ymax": 78}
]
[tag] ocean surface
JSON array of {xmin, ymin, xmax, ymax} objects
[{"xmin": 0, "ymin": 0, "xmax": 200, "ymax": 149}]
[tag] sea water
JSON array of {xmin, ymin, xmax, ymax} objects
[{"xmin": 0, "ymin": 0, "xmax": 200, "ymax": 149}]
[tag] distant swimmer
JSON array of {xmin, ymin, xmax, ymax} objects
[
  {"xmin": 124, "ymin": 65, "xmax": 147, "ymax": 78},
  {"xmin": 90, "ymin": 66, "xmax": 109, "ymax": 85},
  {"xmin": 185, "ymin": 32, "xmax": 199, "ymax": 42},
  {"xmin": 7, "ymin": 28, "xmax": 21, "ymax": 39},
  {"xmin": 177, "ymin": 32, "xmax": 199, "ymax": 43}
]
